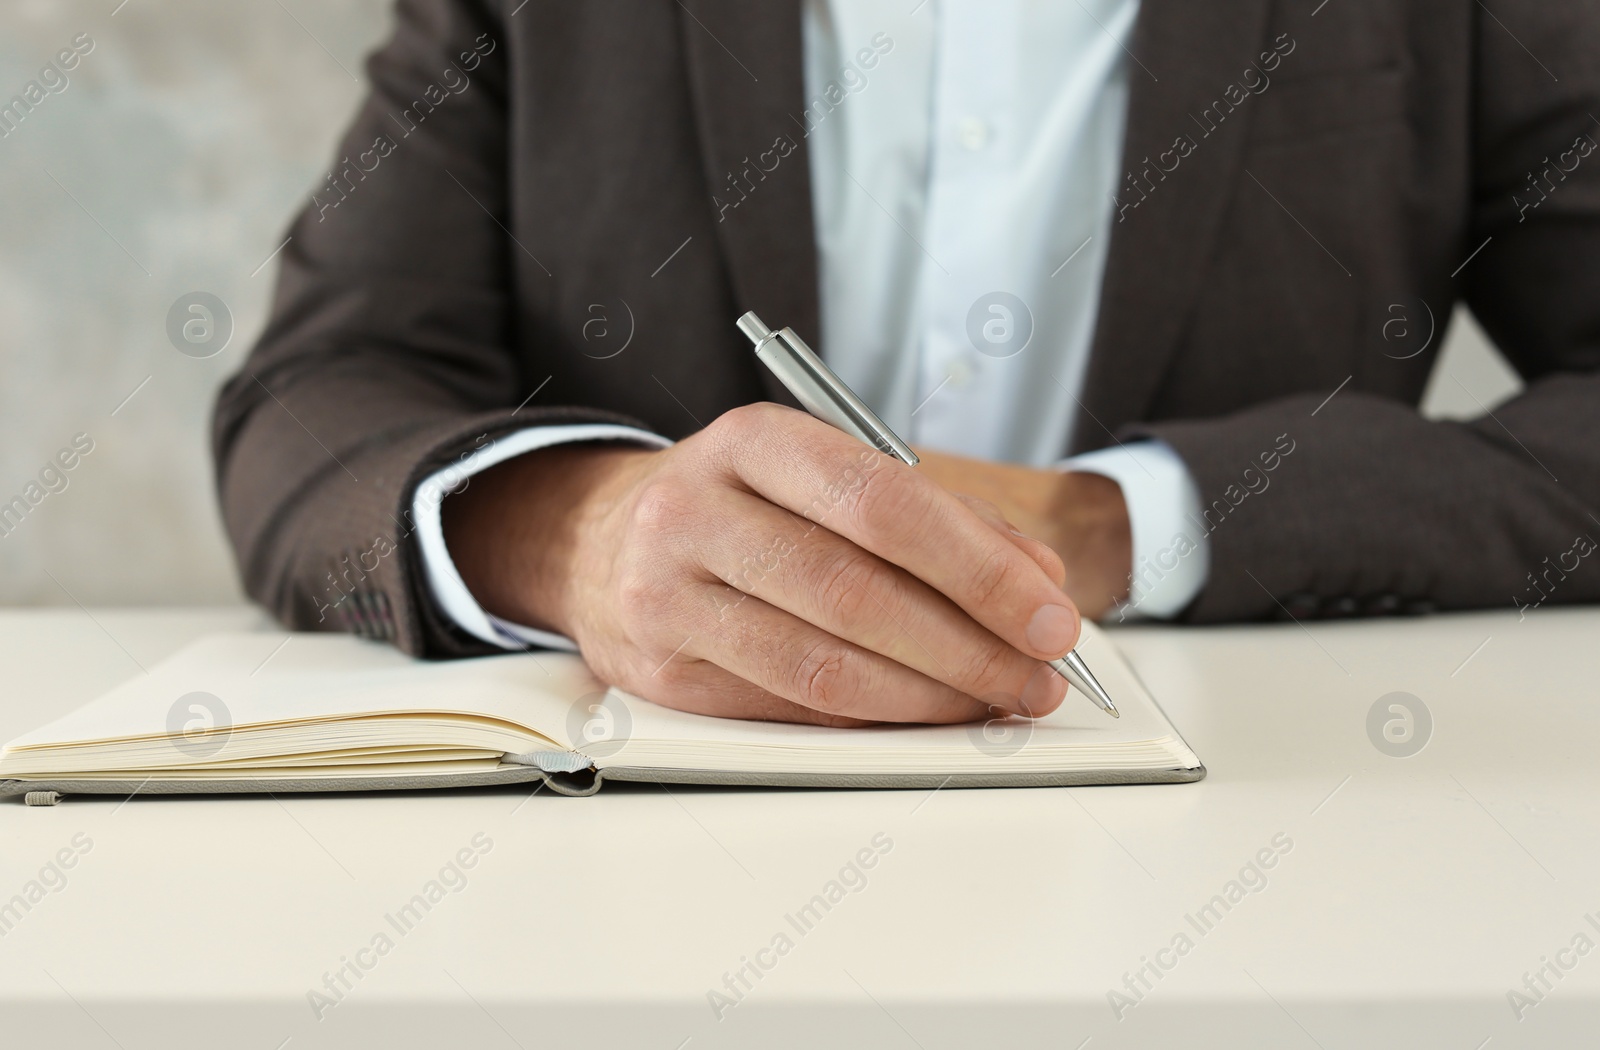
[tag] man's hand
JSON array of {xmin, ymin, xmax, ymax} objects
[
  {"xmin": 912, "ymin": 448, "xmax": 1132, "ymax": 618},
  {"xmin": 442, "ymin": 404, "xmax": 1085, "ymax": 727}
]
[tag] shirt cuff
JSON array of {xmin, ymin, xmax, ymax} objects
[
  {"xmin": 412, "ymin": 424, "xmax": 674, "ymax": 650},
  {"xmin": 1060, "ymin": 440, "xmax": 1209, "ymax": 620}
]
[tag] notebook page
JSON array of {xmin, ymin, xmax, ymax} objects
[
  {"xmin": 582, "ymin": 621, "xmax": 1201, "ymax": 773},
  {"xmin": 4, "ymin": 634, "xmax": 600, "ymax": 752}
]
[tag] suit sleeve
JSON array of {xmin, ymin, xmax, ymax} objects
[
  {"xmin": 1129, "ymin": 0, "xmax": 1600, "ymax": 622},
  {"xmin": 212, "ymin": 0, "xmax": 639, "ymax": 656}
]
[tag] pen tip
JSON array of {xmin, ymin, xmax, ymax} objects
[{"xmin": 1051, "ymin": 652, "xmax": 1119, "ymax": 719}]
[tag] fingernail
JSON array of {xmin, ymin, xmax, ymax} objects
[
  {"xmin": 1026, "ymin": 603, "xmax": 1078, "ymax": 656},
  {"xmin": 1018, "ymin": 663, "xmax": 1068, "ymax": 717}
]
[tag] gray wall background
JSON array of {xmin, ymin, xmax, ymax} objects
[{"xmin": 0, "ymin": 1, "xmax": 1524, "ymax": 608}]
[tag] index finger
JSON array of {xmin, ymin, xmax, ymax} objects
[{"xmin": 714, "ymin": 404, "xmax": 1082, "ymax": 664}]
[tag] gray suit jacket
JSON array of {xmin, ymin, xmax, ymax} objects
[{"xmin": 213, "ymin": 0, "xmax": 1600, "ymax": 655}]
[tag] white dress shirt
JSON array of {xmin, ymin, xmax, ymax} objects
[{"xmin": 414, "ymin": 0, "xmax": 1208, "ymax": 650}]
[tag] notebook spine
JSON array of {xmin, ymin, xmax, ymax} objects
[{"xmin": 501, "ymin": 750, "xmax": 594, "ymax": 774}]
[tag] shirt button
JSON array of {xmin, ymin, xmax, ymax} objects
[{"xmin": 955, "ymin": 117, "xmax": 990, "ymax": 151}]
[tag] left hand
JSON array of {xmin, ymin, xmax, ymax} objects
[{"xmin": 913, "ymin": 447, "xmax": 1133, "ymax": 619}]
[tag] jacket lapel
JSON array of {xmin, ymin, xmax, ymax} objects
[
  {"xmin": 678, "ymin": 0, "xmax": 817, "ymax": 406},
  {"xmin": 676, "ymin": 0, "xmax": 1276, "ymax": 432},
  {"xmin": 1071, "ymin": 0, "xmax": 1274, "ymax": 453}
]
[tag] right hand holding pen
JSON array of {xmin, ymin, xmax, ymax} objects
[{"xmin": 444, "ymin": 403, "xmax": 1083, "ymax": 726}]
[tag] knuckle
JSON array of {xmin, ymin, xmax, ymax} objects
[
  {"xmin": 962, "ymin": 494, "xmax": 1003, "ymax": 521},
  {"xmin": 630, "ymin": 477, "xmax": 690, "ymax": 534},
  {"xmin": 807, "ymin": 546, "xmax": 882, "ymax": 625},
  {"xmin": 712, "ymin": 402, "xmax": 777, "ymax": 450},
  {"xmin": 1038, "ymin": 544, "xmax": 1068, "ymax": 586},
  {"xmin": 953, "ymin": 640, "xmax": 1020, "ymax": 695},
  {"xmin": 650, "ymin": 655, "xmax": 697, "ymax": 693},
  {"xmin": 843, "ymin": 460, "xmax": 924, "ymax": 538},
  {"xmin": 614, "ymin": 564, "xmax": 666, "ymax": 621},
  {"xmin": 790, "ymin": 640, "xmax": 855, "ymax": 714},
  {"xmin": 967, "ymin": 545, "xmax": 1023, "ymax": 609}
]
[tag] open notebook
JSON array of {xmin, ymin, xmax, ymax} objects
[{"xmin": 0, "ymin": 621, "xmax": 1203, "ymax": 803}]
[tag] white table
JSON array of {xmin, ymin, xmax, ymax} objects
[{"xmin": 2, "ymin": 605, "xmax": 1596, "ymax": 1048}]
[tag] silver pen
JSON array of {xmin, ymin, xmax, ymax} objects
[{"xmin": 736, "ymin": 311, "xmax": 1119, "ymax": 719}]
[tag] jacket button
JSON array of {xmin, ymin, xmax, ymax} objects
[
  {"xmin": 1364, "ymin": 593, "xmax": 1403, "ymax": 617},
  {"xmin": 1280, "ymin": 592, "xmax": 1321, "ymax": 620},
  {"xmin": 1324, "ymin": 596, "xmax": 1361, "ymax": 619}
]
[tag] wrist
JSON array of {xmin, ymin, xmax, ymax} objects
[
  {"xmin": 441, "ymin": 442, "xmax": 653, "ymax": 636},
  {"xmin": 1047, "ymin": 471, "xmax": 1132, "ymax": 615},
  {"xmin": 907, "ymin": 447, "xmax": 1133, "ymax": 616}
]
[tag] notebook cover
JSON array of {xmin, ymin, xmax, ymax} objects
[{"xmin": 0, "ymin": 760, "xmax": 1204, "ymax": 804}]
